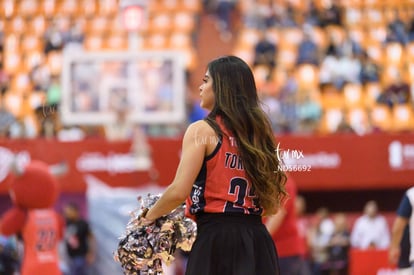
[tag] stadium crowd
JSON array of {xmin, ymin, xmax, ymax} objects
[
  {"xmin": 233, "ymin": 0, "xmax": 414, "ymax": 134},
  {"xmin": 0, "ymin": 0, "xmax": 413, "ymax": 139},
  {"xmin": 0, "ymin": 1, "xmax": 412, "ymax": 273}
]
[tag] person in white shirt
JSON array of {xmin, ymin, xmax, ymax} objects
[{"xmin": 350, "ymin": 200, "xmax": 391, "ymax": 249}]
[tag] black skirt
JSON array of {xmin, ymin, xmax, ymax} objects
[{"xmin": 185, "ymin": 213, "xmax": 280, "ymax": 275}]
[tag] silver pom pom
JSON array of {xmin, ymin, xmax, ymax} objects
[{"xmin": 114, "ymin": 193, "xmax": 197, "ymax": 274}]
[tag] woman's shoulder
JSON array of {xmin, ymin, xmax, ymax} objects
[
  {"xmin": 186, "ymin": 119, "xmax": 216, "ymax": 137},
  {"xmin": 187, "ymin": 119, "xmax": 221, "ymax": 155},
  {"xmin": 185, "ymin": 120, "xmax": 219, "ymax": 153}
]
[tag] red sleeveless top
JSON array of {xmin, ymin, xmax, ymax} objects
[{"xmin": 186, "ymin": 119, "xmax": 263, "ymax": 217}]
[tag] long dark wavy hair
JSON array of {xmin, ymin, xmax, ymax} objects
[{"xmin": 205, "ymin": 55, "xmax": 287, "ymax": 215}]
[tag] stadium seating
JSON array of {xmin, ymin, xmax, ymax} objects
[
  {"xmin": 233, "ymin": 0, "xmax": 414, "ymax": 134},
  {"xmin": 1, "ymin": 0, "xmax": 414, "ymax": 136},
  {"xmin": 0, "ymin": 0, "xmax": 201, "ymax": 136}
]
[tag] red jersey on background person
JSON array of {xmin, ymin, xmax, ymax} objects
[
  {"xmin": 295, "ymin": 194, "xmax": 311, "ymax": 260},
  {"xmin": 266, "ymin": 176, "xmax": 312, "ymax": 275},
  {"xmin": 0, "ymin": 160, "xmax": 64, "ymax": 275}
]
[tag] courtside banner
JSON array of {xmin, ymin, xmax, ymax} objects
[
  {"xmin": 0, "ymin": 132, "xmax": 413, "ymax": 193},
  {"xmin": 0, "ymin": 138, "xmax": 180, "ymax": 193},
  {"xmin": 277, "ymin": 133, "xmax": 414, "ymax": 190}
]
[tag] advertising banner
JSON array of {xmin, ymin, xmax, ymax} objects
[{"xmin": 0, "ymin": 133, "xmax": 413, "ymax": 193}]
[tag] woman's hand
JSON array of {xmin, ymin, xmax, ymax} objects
[
  {"xmin": 138, "ymin": 216, "xmax": 155, "ymax": 226},
  {"xmin": 138, "ymin": 208, "xmax": 155, "ymax": 226}
]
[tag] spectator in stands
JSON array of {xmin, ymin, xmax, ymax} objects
[
  {"xmin": 266, "ymin": 176, "xmax": 312, "ymax": 275},
  {"xmin": 335, "ymin": 32, "xmax": 364, "ymax": 58},
  {"xmin": 0, "ymin": 21, "xmax": 3, "ymax": 54},
  {"xmin": 377, "ymin": 71, "xmax": 411, "ymax": 108},
  {"xmin": 296, "ymin": 29, "xmax": 320, "ymax": 66},
  {"xmin": 71, "ymin": 81, "xmax": 99, "ymax": 112},
  {"xmin": 302, "ymin": 0, "xmax": 322, "ymax": 27},
  {"xmin": 8, "ymin": 108, "xmax": 39, "ymax": 139},
  {"xmin": 30, "ymin": 63, "xmax": 51, "ymax": 92},
  {"xmin": 130, "ymin": 124, "xmax": 153, "ymax": 170},
  {"xmin": 325, "ymin": 34, "xmax": 338, "ymax": 57},
  {"xmin": 359, "ymin": 52, "xmax": 381, "ymax": 84},
  {"xmin": 44, "ymin": 19, "xmax": 64, "ymax": 55},
  {"xmin": 214, "ymin": 0, "xmax": 237, "ymax": 41},
  {"xmin": 32, "ymin": 106, "xmax": 49, "ymax": 139},
  {"xmin": 296, "ymin": 89, "xmax": 322, "ymax": 134},
  {"xmin": 275, "ymin": 2, "xmax": 298, "ymax": 28},
  {"xmin": 0, "ymin": 234, "xmax": 19, "ymax": 275},
  {"xmin": 260, "ymin": 93, "xmax": 282, "ymax": 132},
  {"xmin": 203, "ymin": 0, "xmax": 217, "ymax": 14},
  {"xmin": 57, "ymin": 125, "xmax": 86, "ymax": 142},
  {"xmin": 46, "ymin": 75, "xmax": 62, "ymax": 110},
  {"xmin": 255, "ymin": 68, "xmax": 278, "ymax": 96},
  {"xmin": 296, "ymin": 196, "xmax": 310, "ymax": 253},
  {"xmin": 385, "ymin": 10, "xmax": 409, "ymax": 45},
  {"xmin": 242, "ymin": 0, "xmax": 279, "ymax": 29},
  {"xmin": 0, "ymin": 95, "xmax": 17, "ymax": 138},
  {"xmin": 320, "ymin": 51, "xmax": 360, "ymax": 90},
  {"xmin": 104, "ymin": 108, "xmax": 133, "ymax": 141},
  {"xmin": 318, "ymin": 0, "xmax": 343, "ymax": 27},
  {"xmin": 319, "ymin": 52, "xmax": 340, "ymax": 87},
  {"xmin": 389, "ymin": 187, "xmax": 414, "ymax": 275},
  {"xmin": 336, "ymin": 117, "xmax": 356, "ymax": 134},
  {"xmin": 39, "ymin": 112, "xmax": 59, "ymax": 139},
  {"xmin": 350, "ymin": 200, "xmax": 391, "ymax": 249},
  {"xmin": 240, "ymin": 0, "xmax": 260, "ymax": 28},
  {"xmin": 308, "ymin": 207, "xmax": 335, "ymax": 275},
  {"xmin": 253, "ymin": 30, "xmax": 277, "ymax": 75},
  {"xmin": 0, "ymin": 62, "xmax": 9, "ymax": 95},
  {"xmin": 276, "ymin": 69, "xmax": 300, "ymax": 133},
  {"xmin": 104, "ymin": 103, "xmax": 152, "ymax": 168},
  {"xmin": 337, "ymin": 54, "xmax": 361, "ymax": 86},
  {"xmin": 325, "ymin": 213, "xmax": 350, "ymax": 275},
  {"xmin": 63, "ymin": 202, "xmax": 96, "ymax": 275},
  {"xmin": 407, "ymin": 15, "xmax": 414, "ymax": 42},
  {"xmin": 63, "ymin": 19, "xmax": 85, "ymax": 52},
  {"xmin": 295, "ymin": 195, "xmax": 313, "ymax": 270}
]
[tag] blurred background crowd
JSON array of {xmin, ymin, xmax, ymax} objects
[
  {"xmin": 0, "ymin": 0, "xmax": 413, "ymax": 139},
  {"xmin": 0, "ymin": 0, "xmax": 413, "ymax": 274}
]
